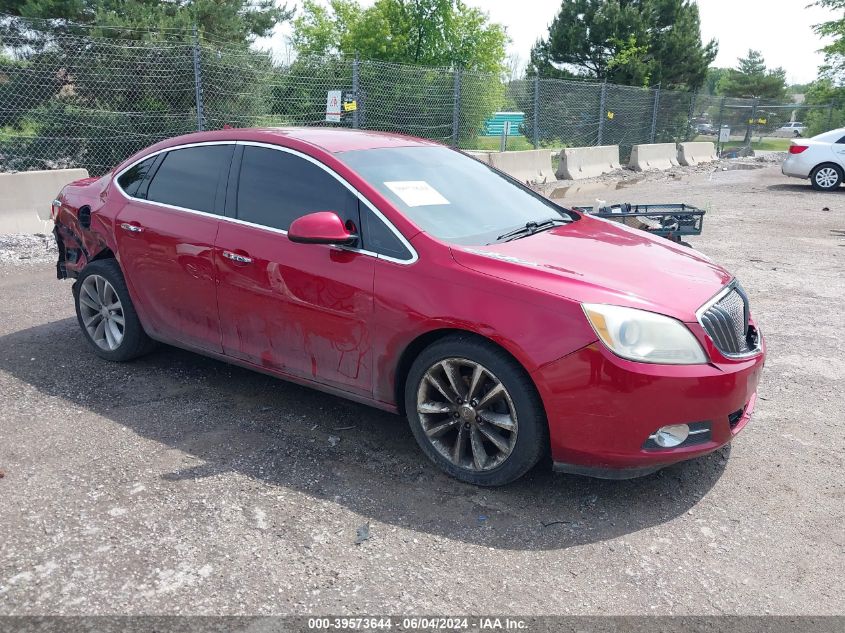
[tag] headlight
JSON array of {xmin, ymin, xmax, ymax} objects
[{"xmin": 582, "ymin": 304, "xmax": 707, "ymax": 365}]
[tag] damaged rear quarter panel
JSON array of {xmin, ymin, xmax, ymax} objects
[{"xmin": 55, "ymin": 175, "xmax": 121, "ymax": 274}]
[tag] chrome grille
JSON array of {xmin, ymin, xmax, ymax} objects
[{"xmin": 699, "ymin": 285, "xmax": 752, "ymax": 356}]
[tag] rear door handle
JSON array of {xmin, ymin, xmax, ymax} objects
[
  {"xmin": 120, "ymin": 222, "xmax": 144, "ymax": 233},
  {"xmin": 222, "ymin": 250, "xmax": 253, "ymax": 264}
]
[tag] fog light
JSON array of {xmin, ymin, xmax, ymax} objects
[{"xmin": 654, "ymin": 424, "xmax": 690, "ymax": 448}]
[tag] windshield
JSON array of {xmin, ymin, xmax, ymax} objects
[{"xmin": 338, "ymin": 146, "xmax": 573, "ymax": 245}]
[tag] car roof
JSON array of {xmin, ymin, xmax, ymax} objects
[
  {"xmin": 158, "ymin": 127, "xmax": 443, "ymax": 154},
  {"xmin": 812, "ymin": 128, "xmax": 845, "ymax": 142}
]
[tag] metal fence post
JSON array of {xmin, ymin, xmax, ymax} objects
[
  {"xmin": 827, "ymin": 103, "xmax": 835, "ymax": 130},
  {"xmin": 192, "ymin": 25, "xmax": 205, "ymax": 132},
  {"xmin": 650, "ymin": 85, "xmax": 661, "ymax": 143},
  {"xmin": 716, "ymin": 96, "xmax": 726, "ymax": 155},
  {"xmin": 533, "ymin": 76, "xmax": 540, "ymax": 149},
  {"xmin": 745, "ymin": 97, "xmax": 759, "ymax": 146},
  {"xmin": 685, "ymin": 92, "xmax": 697, "ymax": 140},
  {"xmin": 451, "ymin": 68, "xmax": 462, "ymax": 148},
  {"xmin": 352, "ymin": 55, "xmax": 360, "ymax": 129},
  {"xmin": 597, "ymin": 81, "xmax": 608, "ymax": 146}
]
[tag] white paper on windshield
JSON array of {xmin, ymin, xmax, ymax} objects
[{"xmin": 384, "ymin": 181, "xmax": 450, "ymax": 207}]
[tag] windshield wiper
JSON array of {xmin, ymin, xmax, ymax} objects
[{"xmin": 496, "ymin": 217, "xmax": 568, "ymax": 242}]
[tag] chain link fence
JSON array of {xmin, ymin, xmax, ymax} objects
[{"xmin": 1, "ymin": 14, "xmax": 837, "ymax": 176}]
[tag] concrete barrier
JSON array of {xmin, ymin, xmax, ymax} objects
[
  {"xmin": 464, "ymin": 151, "xmax": 491, "ymax": 164},
  {"xmin": 677, "ymin": 141, "xmax": 717, "ymax": 166},
  {"xmin": 0, "ymin": 169, "xmax": 89, "ymax": 234},
  {"xmin": 487, "ymin": 150, "xmax": 555, "ymax": 184},
  {"xmin": 556, "ymin": 145, "xmax": 621, "ymax": 180},
  {"xmin": 628, "ymin": 143, "xmax": 679, "ymax": 171}
]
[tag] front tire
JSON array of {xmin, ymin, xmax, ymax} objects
[
  {"xmin": 810, "ymin": 164, "xmax": 843, "ymax": 191},
  {"xmin": 404, "ymin": 335, "xmax": 547, "ymax": 486},
  {"xmin": 74, "ymin": 259, "xmax": 155, "ymax": 362}
]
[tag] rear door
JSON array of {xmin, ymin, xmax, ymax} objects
[
  {"xmin": 833, "ymin": 134, "xmax": 845, "ymax": 167},
  {"xmin": 115, "ymin": 142, "xmax": 234, "ymax": 352},
  {"xmin": 215, "ymin": 143, "xmax": 376, "ymax": 396}
]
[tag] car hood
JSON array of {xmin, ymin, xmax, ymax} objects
[{"xmin": 450, "ymin": 215, "xmax": 732, "ymax": 322}]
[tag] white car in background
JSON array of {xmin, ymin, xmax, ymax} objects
[
  {"xmin": 781, "ymin": 128, "xmax": 845, "ymax": 191},
  {"xmin": 775, "ymin": 121, "xmax": 806, "ymax": 137}
]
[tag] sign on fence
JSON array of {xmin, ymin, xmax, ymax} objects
[
  {"xmin": 719, "ymin": 126, "xmax": 731, "ymax": 143},
  {"xmin": 325, "ymin": 90, "xmax": 342, "ymax": 123}
]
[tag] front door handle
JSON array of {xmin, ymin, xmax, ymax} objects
[
  {"xmin": 222, "ymin": 250, "xmax": 253, "ymax": 264},
  {"xmin": 120, "ymin": 222, "xmax": 144, "ymax": 233}
]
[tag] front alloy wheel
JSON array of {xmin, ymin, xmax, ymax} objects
[
  {"xmin": 405, "ymin": 335, "xmax": 547, "ymax": 486},
  {"xmin": 417, "ymin": 358, "xmax": 518, "ymax": 471}
]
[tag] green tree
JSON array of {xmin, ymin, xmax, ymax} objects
[
  {"xmin": 285, "ymin": 0, "xmax": 508, "ymax": 146},
  {"xmin": 703, "ymin": 67, "xmax": 730, "ymax": 95},
  {"xmin": 291, "ymin": 0, "xmax": 507, "ymax": 73},
  {"xmin": 1, "ymin": 1, "xmax": 292, "ymax": 173},
  {"xmin": 1, "ymin": 0, "xmax": 291, "ymax": 43},
  {"xmin": 530, "ymin": 0, "xmax": 716, "ymax": 90},
  {"xmin": 801, "ymin": 1, "xmax": 845, "ymax": 136},
  {"xmin": 813, "ymin": 0, "xmax": 845, "ymax": 82},
  {"xmin": 802, "ymin": 79, "xmax": 844, "ymax": 136},
  {"xmin": 717, "ymin": 49, "xmax": 788, "ymax": 100}
]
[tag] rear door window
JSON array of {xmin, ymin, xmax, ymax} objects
[
  {"xmin": 146, "ymin": 145, "xmax": 233, "ymax": 214},
  {"xmin": 117, "ymin": 156, "xmax": 156, "ymax": 197},
  {"xmin": 236, "ymin": 146, "xmax": 357, "ymax": 231}
]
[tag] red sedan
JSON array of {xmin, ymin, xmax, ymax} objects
[{"xmin": 52, "ymin": 128, "xmax": 765, "ymax": 486}]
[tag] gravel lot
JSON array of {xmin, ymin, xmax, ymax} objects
[{"xmin": 0, "ymin": 162, "xmax": 843, "ymax": 616}]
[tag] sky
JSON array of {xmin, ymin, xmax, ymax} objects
[{"xmin": 260, "ymin": 0, "xmax": 838, "ymax": 85}]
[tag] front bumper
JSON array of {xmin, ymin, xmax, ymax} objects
[{"xmin": 532, "ymin": 338, "xmax": 765, "ymax": 477}]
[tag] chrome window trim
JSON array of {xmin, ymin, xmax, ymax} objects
[
  {"xmin": 112, "ymin": 139, "xmax": 418, "ymax": 266},
  {"xmin": 695, "ymin": 280, "xmax": 762, "ymax": 359}
]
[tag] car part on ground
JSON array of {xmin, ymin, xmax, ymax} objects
[{"xmin": 572, "ymin": 202, "xmax": 705, "ymax": 245}]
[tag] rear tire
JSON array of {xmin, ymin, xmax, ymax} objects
[
  {"xmin": 404, "ymin": 334, "xmax": 548, "ymax": 486},
  {"xmin": 810, "ymin": 164, "xmax": 843, "ymax": 191},
  {"xmin": 73, "ymin": 259, "xmax": 156, "ymax": 362}
]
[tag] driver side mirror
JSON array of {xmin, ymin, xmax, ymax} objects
[{"xmin": 288, "ymin": 211, "xmax": 358, "ymax": 246}]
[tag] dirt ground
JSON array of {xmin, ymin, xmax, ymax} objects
[{"xmin": 0, "ymin": 162, "xmax": 843, "ymax": 616}]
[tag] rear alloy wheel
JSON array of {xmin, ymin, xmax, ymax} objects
[
  {"xmin": 811, "ymin": 164, "xmax": 843, "ymax": 191},
  {"xmin": 405, "ymin": 336, "xmax": 547, "ymax": 486},
  {"xmin": 78, "ymin": 274, "xmax": 125, "ymax": 351},
  {"xmin": 74, "ymin": 259, "xmax": 156, "ymax": 362}
]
